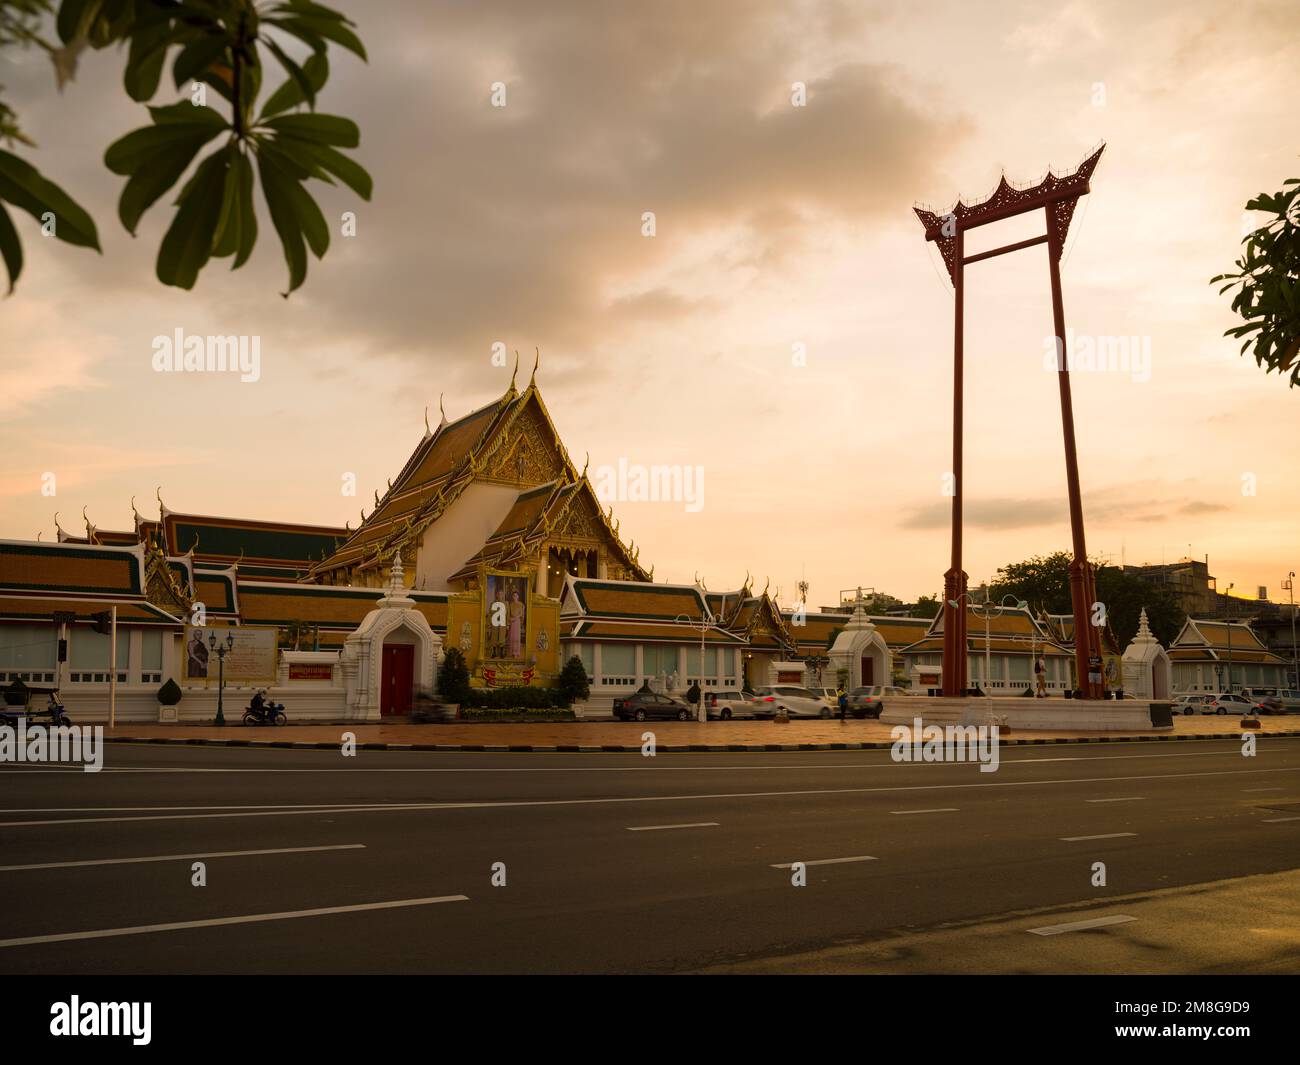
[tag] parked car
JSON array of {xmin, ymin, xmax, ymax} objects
[
  {"xmin": 844, "ymin": 687, "xmax": 885, "ymax": 718},
  {"xmin": 1202, "ymin": 693, "xmax": 1257, "ymax": 716},
  {"xmin": 1173, "ymin": 694, "xmax": 1212, "ymax": 716},
  {"xmin": 612, "ymin": 691, "xmax": 694, "ymax": 721},
  {"xmin": 862, "ymin": 685, "xmax": 912, "ymax": 699},
  {"xmin": 751, "ymin": 685, "xmax": 835, "ymax": 718},
  {"xmin": 1244, "ymin": 687, "xmax": 1300, "ymax": 714},
  {"xmin": 706, "ymin": 690, "xmax": 760, "ymax": 720}
]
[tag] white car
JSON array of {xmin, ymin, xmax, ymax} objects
[
  {"xmin": 1173, "ymin": 694, "xmax": 1212, "ymax": 716},
  {"xmin": 1201, "ymin": 693, "xmax": 1256, "ymax": 716},
  {"xmin": 752, "ymin": 685, "xmax": 835, "ymax": 718},
  {"xmin": 706, "ymin": 690, "xmax": 760, "ymax": 721}
]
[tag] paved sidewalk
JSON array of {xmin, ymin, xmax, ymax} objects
[{"xmin": 99, "ymin": 714, "xmax": 1300, "ymax": 752}]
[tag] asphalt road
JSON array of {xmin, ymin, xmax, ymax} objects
[{"xmin": 1, "ymin": 737, "xmax": 1298, "ymax": 973}]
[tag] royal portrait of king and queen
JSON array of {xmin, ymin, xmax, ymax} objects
[{"xmin": 483, "ymin": 572, "xmax": 529, "ymax": 661}]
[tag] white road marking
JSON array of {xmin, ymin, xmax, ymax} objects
[
  {"xmin": 1260, "ymin": 816, "xmax": 1300, "ymax": 823},
  {"xmin": 890, "ymin": 808, "xmax": 959, "ymax": 815},
  {"xmin": 2, "ymin": 766, "xmax": 1298, "ymax": 828},
  {"xmin": 1084, "ymin": 797, "xmax": 1145, "ymax": 803},
  {"xmin": 626, "ymin": 822, "xmax": 719, "ymax": 832},
  {"xmin": 0, "ymin": 745, "xmax": 1274, "ymax": 775},
  {"xmin": 1027, "ymin": 914, "xmax": 1136, "ymax": 936},
  {"xmin": 0, "ymin": 895, "xmax": 470, "ymax": 950},
  {"xmin": 1242, "ymin": 787, "xmax": 1285, "ymax": 792},
  {"xmin": 771, "ymin": 856, "xmax": 876, "ymax": 869},
  {"xmin": 0, "ymin": 844, "xmax": 365, "ymax": 873},
  {"xmin": 1059, "ymin": 832, "xmax": 1138, "ymax": 842}
]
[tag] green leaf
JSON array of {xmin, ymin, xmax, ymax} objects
[
  {"xmin": 279, "ymin": 14, "xmax": 367, "ymax": 61},
  {"xmin": 172, "ymin": 33, "xmax": 231, "ymax": 90},
  {"xmin": 260, "ymin": 112, "xmax": 358, "ymax": 147},
  {"xmin": 124, "ymin": 20, "xmax": 171, "ymax": 101},
  {"xmin": 57, "ymin": 0, "xmax": 101, "ymax": 46},
  {"xmin": 212, "ymin": 144, "xmax": 249, "ymax": 260},
  {"xmin": 297, "ymin": 141, "xmax": 371, "ymax": 200},
  {"xmin": 0, "ymin": 149, "xmax": 101, "ymax": 251},
  {"xmin": 0, "ymin": 201, "xmax": 22, "ymax": 295},
  {"xmin": 232, "ymin": 149, "xmax": 257, "ymax": 268},
  {"xmin": 259, "ymin": 143, "xmax": 328, "ymax": 258},
  {"xmin": 117, "ymin": 130, "xmax": 222, "ymax": 235},
  {"xmin": 105, "ymin": 106, "xmax": 227, "ymax": 177},
  {"xmin": 256, "ymin": 147, "xmax": 308, "ymax": 295},
  {"xmin": 263, "ymin": 37, "xmax": 317, "ymax": 109},
  {"xmin": 259, "ymin": 52, "xmax": 328, "ymax": 118},
  {"xmin": 155, "ymin": 149, "xmax": 229, "ymax": 290}
]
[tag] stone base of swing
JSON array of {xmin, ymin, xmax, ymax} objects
[{"xmin": 879, "ymin": 697, "xmax": 1166, "ymax": 732}]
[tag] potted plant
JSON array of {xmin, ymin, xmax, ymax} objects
[{"xmin": 157, "ymin": 677, "xmax": 183, "ymax": 723}]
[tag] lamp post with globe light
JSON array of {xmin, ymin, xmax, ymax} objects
[{"xmin": 209, "ymin": 630, "xmax": 235, "ymax": 725}]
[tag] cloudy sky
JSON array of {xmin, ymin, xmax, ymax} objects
[{"xmin": 2, "ymin": 0, "xmax": 1298, "ymax": 608}]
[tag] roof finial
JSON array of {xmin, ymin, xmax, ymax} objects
[
  {"xmin": 438, "ymin": 392, "xmax": 447, "ymax": 428},
  {"xmin": 510, "ymin": 350, "xmax": 519, "ymax": 391},
  {"xmin": 53, "ymin": 511, "xmax": 64, "ymax": 540},
  {"xmin": 582, "ymin": 451, "xmax": 589, "ymax": 478},
  {"xmin": 130, "ymin": 495, "xmax": 141, "ymax": 525},
  {"xmin": 423, "ymin": 405, "xmax": 431, "ymax": 436},
  {"xmin": 82, "ymin": 506, "xmax": 94, "ymax": 541},
  {"xmin": 530, "ymin": 347, "xmax": 540, "ymax": 387}
]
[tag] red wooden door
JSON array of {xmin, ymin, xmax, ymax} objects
[
  {"xmin": 861, "ymin": 656, "xmax": 874, "ymax": 686},
  {"xmin": 381, "ymin": 644, "xmax": 415, "ymax": 716}
]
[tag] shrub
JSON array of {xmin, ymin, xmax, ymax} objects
[
  {"xmin": 557, "ymin": 655, "xmax": 590, "ymax": 705},
  {"xmin": 438, "ymin": 647, "xmax": 471, "ymax": 704},
  {"xmin": 157, "ymin": 678, "xmax": 183, "ymax": 706},
  {"xmin": 461, "ymin": 685, "xmax": 566, "ymax": 710}
]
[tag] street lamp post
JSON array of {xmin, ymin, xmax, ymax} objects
[
  {"xmin": 209, "ymin": 631, "xmax": 235, "ymax": 725},
  {"xmin": 676, "ymin": 604, "xmax": 716, "ymax": 723},
  {"xmin": 1286, "ymin": 572, "xmax": 1298, "ymax": 690},
  {"xmin": 1224, "ymin": 582, "xmax": 1235, "ymax": 694},
  {"xmin": 948, "ymin": 591, "xmax": 1027, "ymax": 697}
]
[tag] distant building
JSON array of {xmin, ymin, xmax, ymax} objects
[
  {"xmin": 1167, "ymin": 619, "xmax": 1289, "ymax": 692},
  {"xmin": 1122, "ymin": 558, "xmax": 1216, "ymax": 617}
]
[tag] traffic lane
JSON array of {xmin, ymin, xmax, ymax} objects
[
  {"xmin": 2, "ymin": 738, "xmax": 1296, "ymax": 813},
  {"xmin": 2, "ymin": 760, "xmax": 1298, "ymax": 971},
  {"xmin": 1, "ymin": 743, "xmax": 1296, "ymax": 870}
]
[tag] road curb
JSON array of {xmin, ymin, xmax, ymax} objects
[{"xmin": 99, "ymin": 730, "xmax": 1300, "ymax": 753}]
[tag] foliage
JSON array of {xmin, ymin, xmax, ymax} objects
[
  {"xmin": 0, "ymin": 0, "xmax": 370, "ymax": 295},
  {"xmin": 460, "ymin": 685, "xmax": 568, "ymax": 710},
  {"xmin": 1212, "ymin": 176, "xmax": 1300, "ymax": 387},
  {"xmin": 911, "ymin": 594, "xmax": 941, "ymax": 619},
  {"xmin": 556, "ymin": 654, "xmax": 590, "ymax": 705},
  {"xmin": 437, "ymin": 647, "xmax": 471, "ymax": 704},
  {"xmin": 988, "ymin": 551, "xmax": 1186, "ymax": 647},
  {"xmin": 156, "ymin": 676, "xmax": 182, "ymax": 704},
  {"xmin": 457, "ymin": 706, "xmax": 576, "ymax": 722}
]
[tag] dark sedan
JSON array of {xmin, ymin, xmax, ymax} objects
[
  {"xmin": 612, "ymin": 691, "xmax": 694, "ymax": 721},
  {"xmin": 845, "ymin": 687, "xmax": 885, "ymax": 719}
]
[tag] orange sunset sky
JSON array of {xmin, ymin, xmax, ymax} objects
[{"xmin": 2, "ymin": 0, "xmax": 1297, "ymax": 607}]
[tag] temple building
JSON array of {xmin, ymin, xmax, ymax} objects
[
  {"xmin": 0, "ymin": 368, "xmax": 900, "ymax": 721},
  {"xmin": 1166, "ymin": 619, "xmax": 1289, "ymax": 692}
]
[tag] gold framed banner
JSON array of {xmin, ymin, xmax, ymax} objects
[{"xmin": 183, "ymin": 627, "xmax": 277, "ymax": 686}]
